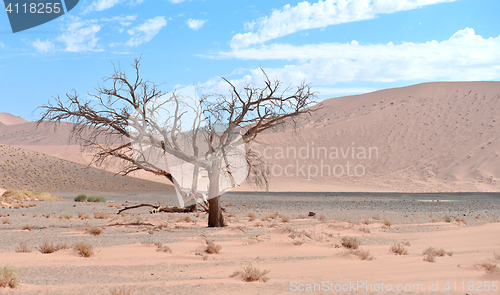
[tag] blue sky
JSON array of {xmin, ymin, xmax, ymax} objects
[{"xmin": 0, "ymin": 0, "xmax": 499, "ymax": 121}]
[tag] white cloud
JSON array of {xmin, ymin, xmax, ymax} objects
[
  {"xmin": 57, "ymin": 18, "xmax": 102, "ymax": 52},
  {"xmin": 203, "ymin": 28, "xmax": 500, "ymax": 95},
  {"xmin": 0, "ymin": 41, "xmax": 5, "ymax": 48},
  {"xmin": 84, "ymin": 0, "xmax": 121, "ymax": 13},
  {"xmin": 186, "ymin": 19, "xmax": 207, "ymax": 31},
  {"xmin": 84, "ymin": 0, "xmax": 147, "ymax": 13},
  {"xmin": 168, "ymin": 0, "xmax": 187, "ymax": 3},
  {"xmin": 32, "ymin": 39, "xmax": 55, "ymax": 53},
  {"xmin": 230, "ymin": 0, "xmax": 458, "ymax": 49},
  {"xmin": 126, "ymin": 16, "xmax": 167, "ymax": 47}
]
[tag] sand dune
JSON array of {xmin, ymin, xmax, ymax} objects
[
  {"xmin": 246, "ymin": 81, "xmax": 500, "ymax": 192},
  {"xmin": 0, "ymin": 113, "xmax": 28, "ymax": 125},
  {"xmin": 0, "ymin": 143, "xmax": 172, "ymax": 193},
  {"xmin": 1, "ymin": 81, "xmax": 499, "ymax": 192}
]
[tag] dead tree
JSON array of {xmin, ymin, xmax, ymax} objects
[{"xmin": 37, "ymin": 57, "xmax": 318, "ymax": 227}]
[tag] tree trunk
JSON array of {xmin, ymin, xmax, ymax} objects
[{"xmin": 207, "ymin": 164, "xmax": 225, "ymax": 227}]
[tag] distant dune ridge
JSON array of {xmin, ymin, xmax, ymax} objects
[{"xmin": 1, "ymin": 81, "xmax": 499, "ymax": 193}]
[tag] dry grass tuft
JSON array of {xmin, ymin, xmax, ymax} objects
[
  {"xmin": 74, "ymin": 242, "xmax": 94, "ymax": 257},
  {"xmin": 455, "ymin": 217, "xmax": 467, "ymax": 225},
  {"xmin": 85, "ymin": 224, "xmax": 103, "ymax": 235},
  {"xmin": 230, "ymin": 264, "xmax": 270, "ymax": 282},
  {"xmin": 341, "ymin": 237, "xmax": 360, "ymax": 249},
  {"xmin": 362, "ymin": 219, "xmax": 371, "ymax": 225},
  {"xmin": 109, "ymin": 286, "xmax": 133, "ymax": 295},
  {"xmin": 390, "ymin": 243, "xmax": 409, "ymax": 255},
  {"xmin": 22, "ymin": 224, "xmax": 34, "ymax": 231},
  {"xmin": 281, "ymin": 215, "xmax": 290, "ymax": 223},
  {"xmin": 350, "ymin": 249, "xmax": 374, "ymax": 260},
  {"xmin": 383, "ymin": 220, "xmax": 392, "ymax": 227},
  {"xmin": 38, "ymin": 240, "xmax": 69, "ymax": 254},
  {"xmin": 0, "ymin": 265, "xmax": 22, "ymax": 288},
  {"xmin": 248, "ymin": 213, "xmax": 256, "ymax": 221},
  {"xmin": 494, "ymin": 252, "xmax": 500, "ymax": 260},
  {"xmin": 205, "ymin": 239, "xmax": 221, "ymax": 254},
  {"xmin": 319, "ymin": 215, "xmax": 326, "ymax": 222},
  {"xmin": 94, "ymin": 212, "xmax": 111, "ymax": 219},
  {"xmin": 423, "ymin": 247, "xmax": 452, "ymax": 262},
  {"xmin": 478, "ymin": 262, "xmax": 499, "ymax": 273},
  {"xmin": 15, "ymin": 241, "xmax": 31, "ymax": 253},
  {"xmin": 2, "ymin": 218, "xmax": 10, "ymax": 225}
]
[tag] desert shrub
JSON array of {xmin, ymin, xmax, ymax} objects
[
  {"xmin": 248, "ymin": 213, "xmax": 256, "ymax": 221},
  {"xmin": 62, "ymin": 214, "xmax": 72, "ymax": 219},
  {"xmin": 443, "ymin": 215, "xmax": 452, "ymax": 223},
  {"xmin": 230, "ymin": 264, "xmax": 270, "ymax": 282},
  {"xmin": 0, "ymin": 265, "xmax": 22, "ymax": 288},
  {"xmin": 350, "ymin": 249, "xmax": 374, "ymax": 260},
  {"xmin": 74, "ymin": 194, "xmax": 87, "ymax": 202},
  {"xmin": 38, "ymin": 240, "xmax": 69, "ymax": 254},
  {"xmin": 281, "ymin": 215, "xmax": 290, "ymax": 223},
  {"xmin": 455, "ymin": 217, "xmax": 467, "ymax": 225},
  {"xmin": 363, "ymin": 219, "xmax": 371, "ymax": 225},
  {"xmin": 74, "ymin": 242, "xmax": 94, "ymax": 257},
  {"xmin": 15, "ymin": 241, "xmax": 31, "ymax": 253},
  {"xmin": 423, "ymin": 247, "xmax": 452, "ymax": 262},
  {"xmin": 359, "ymin": 227, "xmax": 371, "ymax": 233},
  {"xmin": 479, "ymin": 263, "xmax": 499, "ymax": 273},
  {"xmin": 156, "ymin": 246, "xmax": 172, "ymax": 253},
  {"xmin": 383, "ymin": 220, "xmax": 392, "ymax": 227},
  {"xmin": 23, "ymin": 223, "xmax": 35, "ymax": 231},
  {"xmin": 341, "ymin": 237, "xmax": 360, "ymax": 249},
  {"xmin": 205, "ymin": 239, "xmax": 221, "ymax": 254},
  {"xmin": 390, "ymin": 243, "xmax": 409, "ymax": 255},
  {"xmin": 87, "ymin": 196, "xmax": 106, "ymax": 203},
  {"xmin": 109, "ymin": 286, "xmax": 133, "ymax": 295},
  {"xmin": 85, "ymin": 224, "xmax": 103, "ymax": 235},
  {"xmin": 2, "ymin": 218, "xmax": 10, "ymax": 225},
  {"xmin": 319, "ymin": 215, "xmax": 326, "ymax": 222},
  {"xmin": 94, "ymin": 212, "xmax": 111, "ymax": 219}
]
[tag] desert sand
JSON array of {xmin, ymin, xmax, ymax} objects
[{"xmin": 1, "ymin": 82, "xmax": 500, "ymax": 294}]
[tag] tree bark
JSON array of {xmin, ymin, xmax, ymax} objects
[{"xmin": 207, "ymin": 163, "xmax": 225, "ymax": 227}]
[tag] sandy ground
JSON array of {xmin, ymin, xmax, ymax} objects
[{"xmin": 1, "ymin": 191, "xmax": 500, "ymax": 294}]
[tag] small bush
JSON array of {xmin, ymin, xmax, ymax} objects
[
  {"xmin": 85, "ymin": 224, "xmax": 103, "ymax": 235},
  {"xmin": 455, "ymin": 217, "xmax": 467, "ymax": 225},
  {"xmin": 0, "ymin": 265, "xmax": 22, "ymax": 288},
  {"xmin": 87, "ymin": 196, "xmax": 106, "ymax": 203},
  {"xmin": 74, "ymin": 194, "xmax": 87, "ymax": 202},
  {"xmin": 230, "ymin": 264, "xmax": 270, "ymax": 282},
  {"xmin": 94, "ymin": 212, "xmax": 111, "ymax": 219},
  {"xmin": 350, "ymin": 249, "xmax": 374, "ymax": 260},
  {"xmin": 205, "ymin": 239, "xmax": 221, "ymax": 254},
  {"xmin": 74, "ymin": 242, "xmax": 94, "ymax": 257},
  {"xmin": 248, "ymin": 213, "xmax": 256, "ymax": 221},
  {"xmin": 38, "ymin": 240, "xmax": 69, "ymax": 254},
  {"xmin": 479, "ymin": 263, "xmax": 499, "ymax": 273},
  {"xmin": 362, "ymin": 219, "xmax": 371, "ymax": 225},
  {"xmin": 281, "ymin": 215, "xmax": 290, "ymax": 223},
  {"xmin": 443, "ymin": 215, "xmax": 452, "ymax": 223},
  {"xmin": 383, "ymin": 220, "xmax": 392, "ymax": 227},
  {"xmin": 423, "ymin": 247, "xmax": 451, "ymax": 262},
  {"xmin": 156, "ymin": 246, "xmax": 172, "ymax": 253},
  {"xmin": 22, "ymin": 224, "xmax": 34, "ymax": 231},
  {"xmin": 390, "ymin": 243, "xmax": 408, "ymax": 255},
  {"xmin": 109, "ymin": 286, "xmax": 133, "ymax": 295},
  {"xmin": 341, "ymin": 237, "xmax": 360, "ymax": 249},
  {"xmin": 2, "ymin": 218, "xmax": 10, "ymax": 225},
  {"xmin": 15, "ymin": 241, "xmax": 31, "ymax": 253}
]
